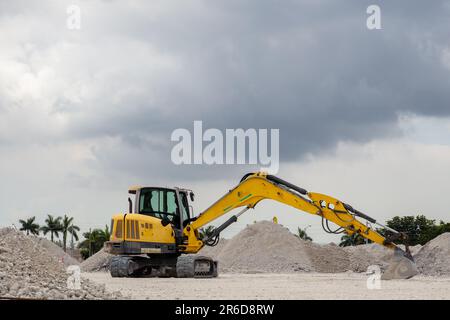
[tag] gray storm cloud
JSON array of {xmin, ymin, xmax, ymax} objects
[
  {"xmin": 1, "ymin": 1, "xmax": 450, "ymax": 234},
  {"xmin": 2, "ymin": 1, "xmax": 450, "ymax": 153}
]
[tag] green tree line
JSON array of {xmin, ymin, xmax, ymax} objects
[
  {"xmin": 18, "ymin": 215, "xmax": 110, "ymax": 259},
  {"xmin": 339, "ymin": 215, "xmax": 450, "ymax": 247}
]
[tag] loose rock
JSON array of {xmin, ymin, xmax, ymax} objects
[{"xmin": 0, "ymin": 228, "xmax": 122, "ymax": 299}]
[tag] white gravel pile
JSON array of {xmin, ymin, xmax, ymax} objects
[
  {"xmin": 342, "ymin": 243, "xmax": 392, "ymax": 272},
  {"xmin": 197, "ymin": 238, "xmax": 228, "ymax": 260},
  {"xmin": 400, "ymin": 244, "xmax": 422, "ymax": 256},
  {"xmin": 304, "ymin": 242, "xmax": 351, "ymax": 273},
  {"xmin": 213, "ymin": 221, "xmax": 314, "ymax": 273},
  {"xmin": 0, "ymin": 228, "xmax": 121, "ymax": 299},
  {"xmin": 198, "ymin": 221, "xmax": 425, "ymax": 274},
  {"xmin": 200, "ymin": 221, "xmax": 376, "ymax": 273},
  {"xmin": 414, "ymin": 233, "xmax": 450, "ymax": 276},
  {"xmin": 31, "ymin": 237, "xmax": 80, "ymax": 267},
  {"xmin": 81, "ymin": 249, "xmax": 114, "ymax": 272}
]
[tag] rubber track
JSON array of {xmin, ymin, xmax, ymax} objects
[
  {"xmin": 176, "ymin": 255, "xmax": 218, "ymax": 278},
  {"xmin": 110, "ymin": 256, "xmax": 131, "ymax": 277}
]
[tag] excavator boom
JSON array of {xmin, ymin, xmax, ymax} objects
[
  {"xmin": 181, "ymin": 172, "xmax": 418, "ymax": 279},
  {"xmin": 183, "ymin": 172, "xmax": 396, "ymax": 251}
]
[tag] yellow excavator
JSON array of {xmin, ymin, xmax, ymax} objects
[{"xmin": 105, "ymin": 172, "xmax": 418, "ymax": 279}]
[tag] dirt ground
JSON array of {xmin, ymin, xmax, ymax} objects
[{"xmin": 83, "ymin": 272, "xmax": 450, "ymax": 300}]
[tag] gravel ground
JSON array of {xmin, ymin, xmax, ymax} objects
[{"xmin": 83, "ymin": 272, "xmax": 450, "ymax": 300}]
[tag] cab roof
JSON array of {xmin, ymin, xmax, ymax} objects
[
  {"xmin": 128, "ymin": 186, "xmax": 142, "ymax": 194},
  {"xmin": 128, "ymin": 186, "xmax": 193, "ymax": 194}
]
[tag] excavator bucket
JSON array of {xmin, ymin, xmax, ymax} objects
[{"xmin": 381, "ymin": 247, "xmax": 419, "ymax": 280}]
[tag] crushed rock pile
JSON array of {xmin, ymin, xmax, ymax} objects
[
  {"xmin": 205, "ymin": 221, "xmax": 314, "ymax": 273},
  {"xmin": 81, "ymin": 249, "xmax": 114, "ymax": 272},
  {"xmin": 400, "ymin": 244, "xmax": 422, "ymax": 256},
  {"xmin": 198, "ymin": 221, "xmax": 427, "ymax": 274},
  {"xmin": 31, "ymin": 237, "xmax": 80, "ymax": 267},
  {"xmin": 304, "ymin": 242, "xmax": 352, "ymax": 273},
  {"xmin": 0, "ymin": 228, "xmax": 121, "ymax": 299},
  {"xmin": 341, "ymin": 243, "xmax": 392, "ymax": 272},
  {"xmin": 414, "ymin": 233, "xmax": 450, "ymax": 276},
  {"xmin": 196, "ymin": 238, "xmax": 228, "ymax": 260},
  {"xmin": 200, "ymin": 221, "xmax": 385, "ymax": 273}
]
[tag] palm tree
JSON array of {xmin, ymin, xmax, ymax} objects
[
  {"xmin": 41, "ymin": 215, "xmax": 63, "ymax": 243},
  {"xmin": 198, "ymin": 225, "xmax": 215, "ymax": 240},
  {"xmin": 68, "ymin": 223, "xmax": 80, "ymax": 251},
  {"xmin": 101, "ymin": 224, "xmax": 111, "ymax": 242},
  {"xmin": 296, "ymin": 226, "xmax": 313, "ymax": 241},
  {"xmin": 61, "ymin": 215, "xmax": 80, "ymax": 252},
  {"xmin": 79, "ymin": 226, "xmax": 111, "ymax": 257},
  {"xmin": 18, "ymin": 216, "xmax": 40, "ymax": 236}
]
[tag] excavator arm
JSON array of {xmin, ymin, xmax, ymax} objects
[{"xmin": 181, "ymin": 172, "xmax": 409, "ymax": 257}]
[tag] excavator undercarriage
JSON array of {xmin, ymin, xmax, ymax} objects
[{"xmin": 109, "ymin": 254, "xmax": 218, "ymax": 278}]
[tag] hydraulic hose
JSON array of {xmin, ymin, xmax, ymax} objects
[{"xmin": 266, "ymin": 175, "xmax": 308, "ymax": 195}]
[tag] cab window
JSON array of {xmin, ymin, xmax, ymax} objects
[
  {"xmin": 139, "ymin": 188, "xmax": 185, "ymax": 223},
  {"xmin": 179, "ymin": 192, "xmax": 190, "ymax": 222}
]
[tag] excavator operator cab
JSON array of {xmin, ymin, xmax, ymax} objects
[{"xmin": 129, "ymin": 187, "xmax": 194, "ymax": 229}]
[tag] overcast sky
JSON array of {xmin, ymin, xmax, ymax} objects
[{"xmin": 1, "ymin": 0, "xmax": 450, "ymax": 243}]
